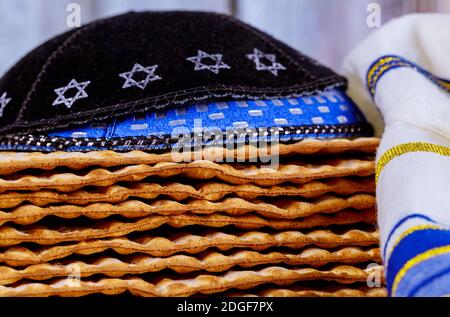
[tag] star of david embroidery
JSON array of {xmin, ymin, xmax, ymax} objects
[
  {"xmin": 52, "ymin": 79, "xmax": 91, "ymax": 108},
  {"xmin": 246, "ymin": 48, "xmax": 286, "ymax": 76},
  {"xmin": 186, "ymin": 50, "xmax": 231, "ymax": 74},
  {"xmin": 0, "ymin": 92, "xmax": 12, "ymax": 118},
  {"xmin": 119, "ymin": 63, "xmax": 161, "ymax": 90}
]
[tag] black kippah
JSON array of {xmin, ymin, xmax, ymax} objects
[{"xmin": 0, "ymin": 11, "xmax": 346, "ymax": 135}]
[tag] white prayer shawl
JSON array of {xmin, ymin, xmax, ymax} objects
[{"xmin": 342, "ymin": 14, "xmax": 450, "ymax": 297}]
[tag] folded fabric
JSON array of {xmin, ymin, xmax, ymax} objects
[{"xmin": 342, "ymin": 13, "xmax": 450, "ymax": 297}]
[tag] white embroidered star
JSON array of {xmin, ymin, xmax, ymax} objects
[
  {"xmin": 0, "ymin": 92, "xmax": 12, "ymax": 118},
  {"xmin": 52, "ymin": 79, "xmax": 91, "ymax": 108},
  {"xmin": 186, "ymin": 50, "xmax": 231, "ymax": 74},
  {"xmin": 119, "ymin": 63, "xmax": 162, "ymax": 90},
  {"xmin": 246, "ymin": 48, "xmax": 286, "ymax": 76}
]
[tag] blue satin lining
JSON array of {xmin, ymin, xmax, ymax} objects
[{"xmin": 49, "ymin": 88, "xmax": 367, "ymax": 139}]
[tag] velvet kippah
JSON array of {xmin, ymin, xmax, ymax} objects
[{"xmin": 0, "ymin": 11, "xmax": 373, "ymax": 152}]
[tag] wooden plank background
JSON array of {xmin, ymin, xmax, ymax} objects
[{"xmin": 0, "ymin": 0, "xmax": 449, "ymax": 76}]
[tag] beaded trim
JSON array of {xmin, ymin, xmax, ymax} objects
[{"xmin": 0, "ymin": 123, "xmax": 373, "ymax": 152}]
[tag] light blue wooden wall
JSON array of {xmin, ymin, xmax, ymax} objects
[
  {"xmin": 237, "ymin": 0, "xmax": 420, "ymax": 70},
  {"xmin": 0, "ymin": 0, "xmax": 447, "ymax": 76}
]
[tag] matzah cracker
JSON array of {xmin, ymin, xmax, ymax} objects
[
  {"xmin": 0, "ymin": 209, "xmax": 376, "ymax": 247},
  {"xmin": 0, "ymin": 159, "xmax": 375, "ymax": 192},
  {"xmin": 0, "ymin": 264, "xmax": 383, "ymax": 297},
  {"xmin": 227, "ymin": 285, "xmax": 387, "ymax": 297},
  {"xmin": 0, "ymin": 247, "xmax": 380, "ymax": 285},
  {"xmin": 0, "ymin": 178, "xmax": 375, "ymax": 208},
  {"xmin": 0, "ymin": 138, "xmax": 379, "ymax": 175},
  {"xmin": 0, "ymin": 194, "xmax": 375, "ymax": 225},
  {"xmin": 0, "ymin": 228, "xmax": 379, "ymax": 266}
]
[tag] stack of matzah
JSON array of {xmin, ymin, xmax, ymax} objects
[
  {"xmin": 0, "ymin": 11, "xmax": 387, "ymax": 298},
  {"xmin": 0, "ymin": 137, "xmax": 385, "ymax": 297}
]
